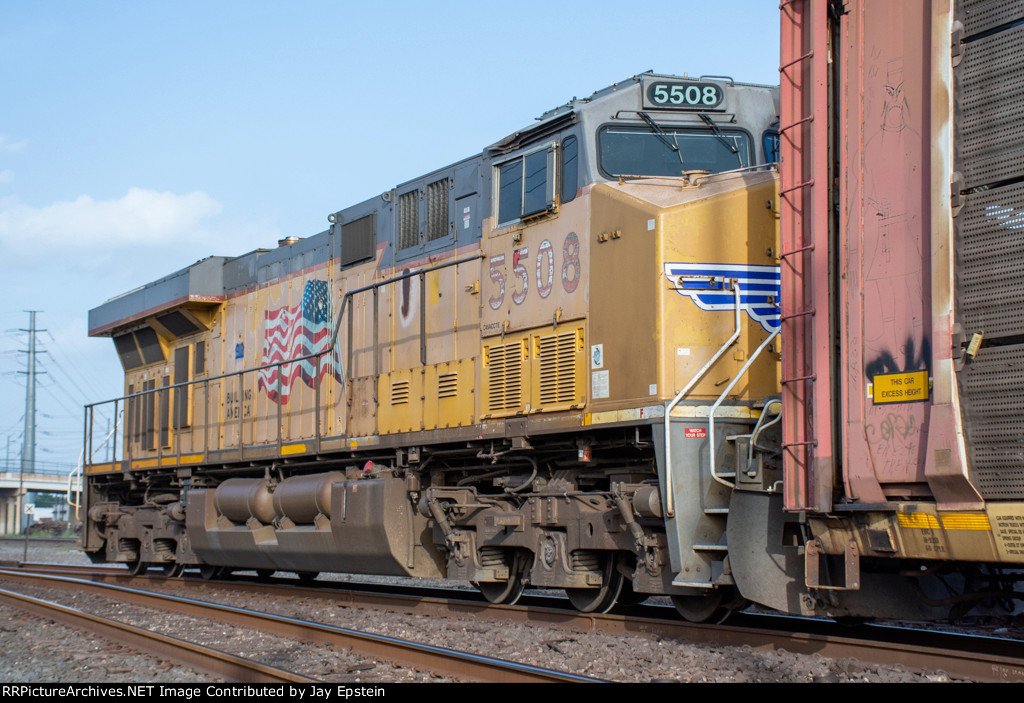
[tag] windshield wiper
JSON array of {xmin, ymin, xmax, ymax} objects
[
  {"xmin": 638, "ymin": 112, "xmax": 684, "ymax": 166},
  {"xmin": 699, "ymin": 114, "xmax": 742, "ymax": 165}
]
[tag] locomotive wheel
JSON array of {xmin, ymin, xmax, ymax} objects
[
  {"xmin": 199, "ymin": 565, "xmax": 224, "ymax": 581},
  {"xmin": 566, "ymin": 554, "xmax": 624, "ymax": 614},
  {"xmin": 474, "ymin": 551, "xmax": 527, "ymax": 605},
  {"xmin": 127, "ymin": 559, "xmax": 148, "ymax": 577},
  {"xmin": 298, "ymin": 571, "xmax": 320, "ymax": 584},
  {"xmin": 158, "ymin": 562, "xmax": 185, "ymax": 578},
  {"xmin": 256, "ymin": 569, "xmax": 275, "ymax": 581},
  {"xmin": 670, "ymin": 588, "xmax": 742, "ymax": 623},
  {"xmin": 616, "ymin": 577, "xmax": 647, "ymax": 606}
]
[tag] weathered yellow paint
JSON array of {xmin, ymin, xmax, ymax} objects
[
  {"xmin": 428, "ymin": 270, "xmax": 441, "ymax": 306},
  {"xmin": 281, "ymin": 443, "xmax": 307, "ymax": 456},
  {"xmin": 897, "ymin": 512, "xmax": 941, "ymax": 530},
  {"xmin": 669, "ymin": 405, "xmax": 762, "ymax": 419},
  {"xmin": 587, "ymin": 172, "xmax": 780, "ymax": 417},
  {"xmin": 940, "ymin": 513, "xmax": 991, "ymax": 531},
  {"xmin": 129, "ymin": 453, "xmax": 206, "ymax": 470},
  {"xmin": 378, "ymin": 368, "xmax": 423, "ymax": 434},
  {"xmin": 423, "ymin": 359, "xmax": 476, "ymax": 430},
  {"xmin": 587, "ymin": 407, "xmax": 665, "ymax": 425}
]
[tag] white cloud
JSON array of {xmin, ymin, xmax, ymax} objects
[
  {"xmin": 0, "ymin": 187, "xmax": 223, "ymax": 251},
  {"xmin": 0, "ymin": 135, "xmax": 27, "ymax": 152}
]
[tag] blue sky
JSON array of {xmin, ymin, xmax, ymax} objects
[{"xmin": 0, "ymin": 1, "xmax": 781, "ymax": 473}]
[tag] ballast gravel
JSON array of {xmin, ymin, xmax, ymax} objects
[{"xmin": 0, "ymin": 541, "xmax": 984, "ymax": 683}]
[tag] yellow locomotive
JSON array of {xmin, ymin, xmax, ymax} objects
[
  {"xmin": 80, "ymin": 1, "xmax": 1024, "ymax": 625},
  {"xmin": 83, "ymin": 72, "xmax": 783, "ymax": 619}
]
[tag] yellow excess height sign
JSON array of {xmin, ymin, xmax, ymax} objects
[{"xmin": 872, "ymin": 370, "xmax": 930, "ymax": 404}]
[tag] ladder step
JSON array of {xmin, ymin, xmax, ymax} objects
[
  {"xmin": 704, "ymin": 507, "xmax": 729, "ymax": 515},
  {"xmin": 671, "ymin": 579, "xmax": 715, "ymax": 589},
  {"xmin": 693, "ymin": 543, "xmax": 728, "ymax": 552}
]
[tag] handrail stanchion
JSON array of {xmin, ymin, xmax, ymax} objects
[
  {"xmin": 276, "ymin": 361, "xmax": 283, "ymax": 455},
  {"xmin": 315, "ymin": 352, "xmax": 322, "ymax": 453},
  {"xmin": 112, "ymin": 399, "xmax": 119, "ymax": 468}
]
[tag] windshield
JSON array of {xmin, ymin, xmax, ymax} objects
[{"xmin": 599, "ymin": 126, "xmax": 752, "ymax": 177}]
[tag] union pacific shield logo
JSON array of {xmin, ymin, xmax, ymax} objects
[{"xmin": 663, "ymin": 262, "xmax": 781, "ymax": 333}]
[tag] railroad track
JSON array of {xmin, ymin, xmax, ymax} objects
[
  {"xmin": 0, "ymin": 585, "xmax": 311, "ymax": 682},
  {"xmin": 0, "ymin": 537, "xmax": 78, "ymax": 546},
  {"xmin": 0, "ymin": 568, "xmax": 601, "ymax": 683},
  {"xmin": 13, "ymin": 562, "xmax": 1024, "ymax": 683}
]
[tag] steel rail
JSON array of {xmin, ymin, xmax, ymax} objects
[
  {"xmin": 14, "ymin": 563, "xmax": 1024, "ymax": 682},
  {"xmin": 0, "ymin": 586, "xmax": 313, "ymax": 683},
  {"xmin": 0, "ymin": 569, "xmax": 601, "ymax": 684}
]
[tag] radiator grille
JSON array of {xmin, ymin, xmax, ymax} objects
[
  {"xmin": 426, "ymin": 178, "xmax": 449, "ymax": 241},
  {"xmin": 398, "ymin": 190, "xmax": 419, "ymax": 250},
  {"xmin": 536, "ymin": 329, "xmax": 580, "ymax": 406},
  {"xmin": 485, "ymin": 340, "xmax": 525, "ymax": 413}
]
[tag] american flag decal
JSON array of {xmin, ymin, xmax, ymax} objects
[{"xmin": 258, "ymin": 279, "xmax": 343, "ymax": 404}]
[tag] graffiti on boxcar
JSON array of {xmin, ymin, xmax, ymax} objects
[
  {"xmin": 864, "ymin": 336, "xmax": 930, "ymax": 380},
  {"xmin": 866, "ymin": 412, "xmax": 918, "ymax": 448}
]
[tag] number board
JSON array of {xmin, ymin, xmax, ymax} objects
[{"xmin": 643, "ymin": 80, "xmax": 724, "ymax": 110}]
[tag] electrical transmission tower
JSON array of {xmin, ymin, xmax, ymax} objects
[
  {"xmin": 19, "ymin": 311, "xmax": 44, "ymax": 476},
  {"xmin": 18, "ymin": 311, "xmax": 45, "ymax": 535}
]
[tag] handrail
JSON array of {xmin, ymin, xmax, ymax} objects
[
  {"xmin": 83, "ymin": 251, "xmax": 484, "ymax": 469},
  {"xmin": 66, "ymin": 450, "xmax": 83, "ymax": 521},
  {"xmin": 707, "ymin": 327, "xmax": 780, "ymax": 488},
  {"xmin": 331, "ymin": 252, "xmax": 484, "ymax": 380},
  {"xmin": 662, "ymin": 281, "xmax": 741, "ymax": 518}
]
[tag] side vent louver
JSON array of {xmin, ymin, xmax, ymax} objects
[
  {"xmin": 438, "ymin": 372, "xmax": 458, "ymax": 399},
  {"xmin": 485, "ymin": 339, "xmax": 525, "ymax": 413},
  {"xmin": 536, "ymin": 329, "xmax": 581, "ymax": 406},
  {"xmin": 391, "ymin": 379, "xmax": 411, "ymax": 405}
]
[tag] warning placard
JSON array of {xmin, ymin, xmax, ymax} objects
[{"xmin": 872, "ymin": 370, "xmax": 929, "ymax": 404}]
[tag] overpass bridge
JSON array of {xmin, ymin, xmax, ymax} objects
[{"xmin": 0, "ymin": 470, "xmax": 77, "ymax": 534}]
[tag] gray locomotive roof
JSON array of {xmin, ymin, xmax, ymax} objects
[{"xmin": 89, "ymin": 255, "xmax": 232, "ymax": 337}]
